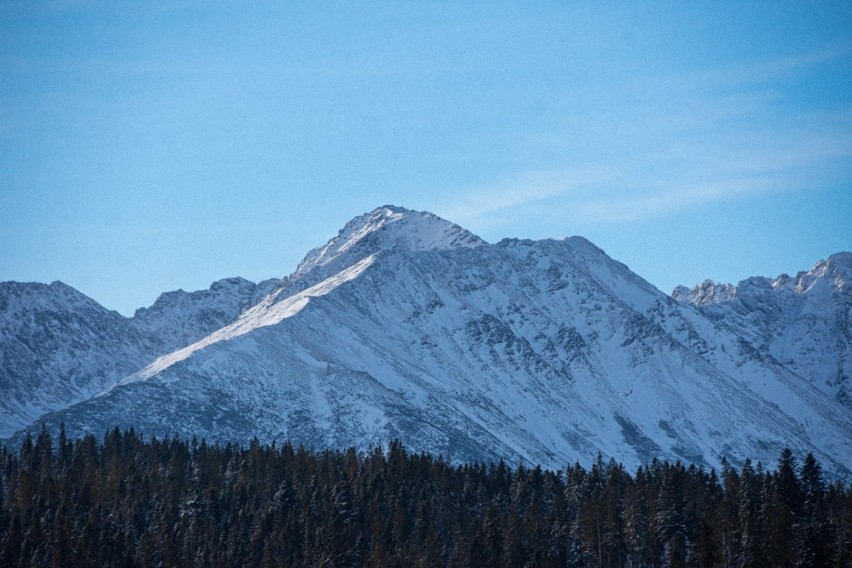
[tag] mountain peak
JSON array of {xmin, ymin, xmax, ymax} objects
[
  {"xmin": 672, "ymin": 279, "xmax": 737, "ymax": 305},
  {"xmin": 787, "ymin": 251, "xmax": 851, "ymax": 294},
  {"xmin": 828, "ymin": 251, "xmax": 852, "ymax": 265},
  {"xmin": 672, "ymin": 251, "xmax": 852, "ymax": 305},
  {"xmin": 823, "ymin": 251, "xmax": 852, "ymax": 278},
  {"xmin": 291, "ymin": 205, "xmax": 486, "ymax": 280}
]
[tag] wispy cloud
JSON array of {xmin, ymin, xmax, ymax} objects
[
  {"xmin": 658, "ymin": 43, "xmax": 852, "ymax": 92},
  {"xmin": 438, "ymin": 46, "xmax": 852, "ymax": 230},
  {"xmin": 435, "ymin": 167, "xmax": 613, "ymax": 226},
  {"xmin": 568, "ymin": 177, "xmax": 782, "ymax": 224}
]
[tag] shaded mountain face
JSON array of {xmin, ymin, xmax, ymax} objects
[
  {"xmin": 0, "ymin": 281, "xmax": 164, "ymax": 437},
  {"xmin": 3, "ymin": 206, "xmax": 851, "ymax": 478},
  {"xmin": 0, "ymin": 277, "xmax": 280, "ymax": 438},
  {"xmin": 673, "ymin": 252, "xmax": 852, "ymax": 406}
]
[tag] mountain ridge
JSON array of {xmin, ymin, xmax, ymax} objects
[
  {"xmin": 672, "ymin": 250, "xmax": 852, "ymax": 406},
  {"xmin": 2, "ymin": 206, "xmax": 850, "ymax": 478}
]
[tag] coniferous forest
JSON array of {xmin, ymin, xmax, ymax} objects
[{"xmin": 1, "ymin": 427, "xmax": 850, "ymax": 567}]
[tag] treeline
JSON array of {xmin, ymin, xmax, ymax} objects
[{"xmin": 1, "ymin": 428, "xmax": 850, "ymax": 567}]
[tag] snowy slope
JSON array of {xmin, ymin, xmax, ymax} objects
[
  {"xmin": 673, "ymin": 252, "xmax": 852, "ymax": 406},
  {"xmin": 291, "ymin": 205, "xmax": 485, "ymax": 285},
  {"xmin": 7, "ymin": 206, "xmax": 851, "ymax": 479},
  {"xmin": 0, "ymin": 281, "xmax": 165, "ymax": 437},
  {"xmin": 131, "ymin": 276, "xmax": 280, "ymax": 351},
  {"xmin": 0, "ymin": 275, "xmax": 279, "ymax": 438}
]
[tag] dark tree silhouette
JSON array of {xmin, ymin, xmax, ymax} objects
[{"xmin": 0, "ymin": 430, "xmax": 848, "ymax": 567}]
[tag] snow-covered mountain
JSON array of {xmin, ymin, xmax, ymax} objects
[
  {"xmin": 0, "ymin": 276, "xmax": 277, "ymax": 438},
  {"xmin": 3, "ymin": 206, "xmax": 851, "ymax": 479},
  {"xmin": 673, "ymin": 252, "xmax": 852, "ymax": 406},
  {"xmin": 132, "ymin": 276, "xmax": 280, "ymax": 352},
  {"xmin": 0, "ymin": 281, "xmax": 164, "ymax": 437},
  {"xmin": 290, "ymin": 205, "xmax": 485, "ymax": 286}
]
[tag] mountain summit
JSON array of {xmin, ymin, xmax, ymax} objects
[
  {"xmin": 291, "ymin": 205, "xmax": 485, "ymax": 282},
  {"xmin": 3, "ymin": 207, "xmax": 851, "ymax": 479}
]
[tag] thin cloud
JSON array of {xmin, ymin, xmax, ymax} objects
[
  {"xmin": 434, "ymin": 167, "xmax": 614, "ymax": 228},
  {"xmin": 441, "ymin": 46, "xmax": 851, "ymax": 230},
  {"xmin": 570, "ymin": 177, "xmax": 783, "ymax": 223},
  {"xmin": 442, "ymin": 127, "xmax": 850, "ymax": 228},
  {"xmin": 659, "ymin": 43, "xmax": 852, "ymax": 92}
]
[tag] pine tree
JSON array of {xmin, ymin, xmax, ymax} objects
[
  {"xmin": 1, "ymin": 431, "xmax": 849, "ymax": 568},
  {"xmin": 798, "ymin": 453, "xmax": 834, "ymax": 567}
]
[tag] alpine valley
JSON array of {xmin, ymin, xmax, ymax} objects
[{"xmin": 2, "ymin": 206, "xmax": 851, "ymax": 478}]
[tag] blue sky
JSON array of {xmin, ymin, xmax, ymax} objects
[{"xmin": 2, "ymin": 2, "xmax": 850, "ymax": 315}]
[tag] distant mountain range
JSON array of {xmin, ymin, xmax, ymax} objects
[{"xmin": 2, "ymin": 206, "xmax": 850, "ymax": 478}]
